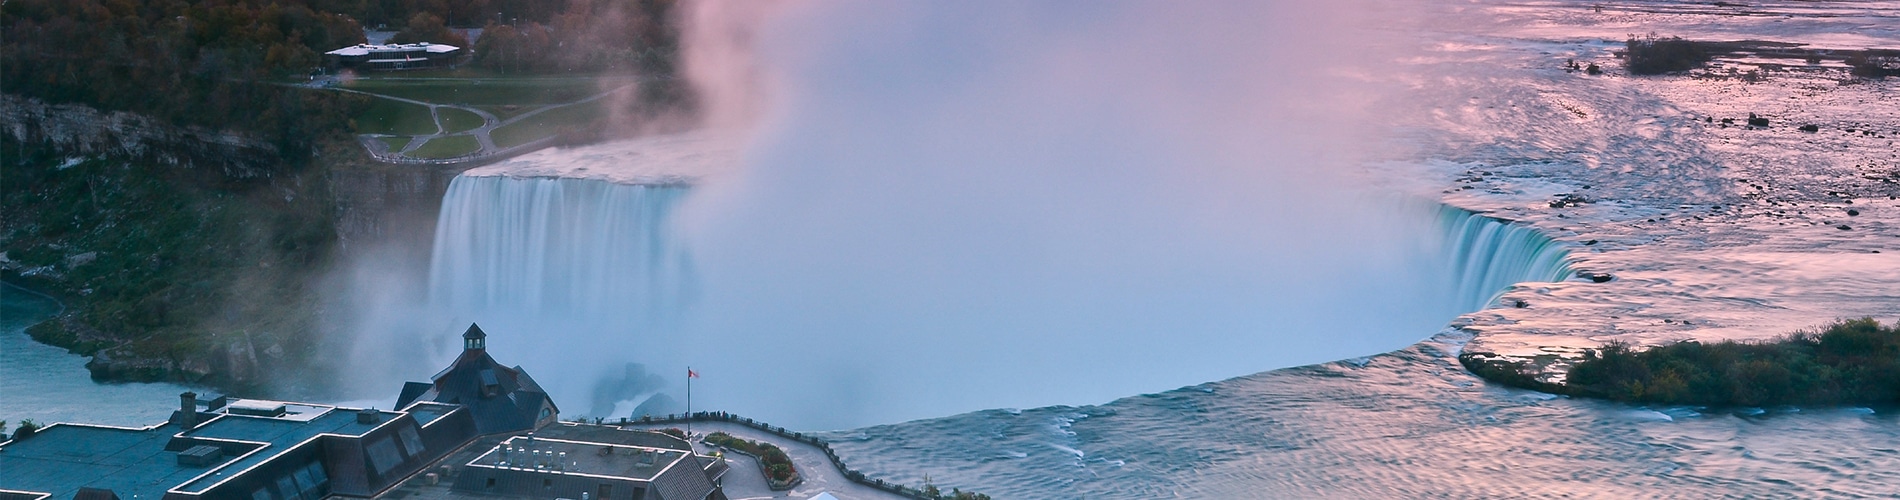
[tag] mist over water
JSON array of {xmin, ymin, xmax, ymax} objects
[
  {"xmin": 670, "ymin": 0, "xmax": 1458, "ymax": 428},
  {"xmin": 337, "ymin": 1, "xmax": 1492, "ymax": 430}
]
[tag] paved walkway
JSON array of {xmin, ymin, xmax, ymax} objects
[
  {"xmin": 623, "ymin": 422, "xmax": 905, "ymax": 500},
  {"xmin": 339, "ymin": 84, "xmax": 636, "ymax": 164}
]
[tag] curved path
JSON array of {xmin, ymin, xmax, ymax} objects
[
  {"xmin": 623, "ymin": 421, "xmax": 904, "ymax": 500},
  {"xmin": 337, "ymin": 83, "xmax": 636, "ymax": 164}
]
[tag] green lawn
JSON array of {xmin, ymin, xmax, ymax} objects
[
  {"xmin": 474, "ymin": 104, "xmax": 537, "ymax": 121},
  {"xmin": 407, "ymin": 135, "xmax": 481, "ymax": 159},
  {"xmin": 354, "ymin": 98, "xmax": 436, "ymax": 135},
  {"xmin": 437, "ymin": 107, "xmax": 486, "ymax": 134},
  {"xmin": 379, "ymin": 136, "xmax": 413, "ymax": 151},
  {"xmin": 491, "ymin": 102, "xmax": 608, "ymax": 148},
  {"xmin": 342, "ymin": 77, "xmax": 629, "ymax": 105}
]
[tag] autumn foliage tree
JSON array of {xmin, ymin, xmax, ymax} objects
[
  {"xmin": 388, "ymin": 12, "xmax": 467, "ymax": 47},
  {"xmin": 471, "ymin": 0, "xmax": 678, "ymax": 75},
  {"xmin": 1, "ymin": 0, "xmax": 369, "ymax": 152}
]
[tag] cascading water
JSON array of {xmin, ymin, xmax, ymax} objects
[
  {"xmin": 424, "ymin": 174, "xmax": 696, "ymax": 418},
  {"xmin": 429, "ymin": 176, "xmax": 694, "ymax": 320},
  {"xmin": 420, "ymin": 160, "xmax": 1573, "ymax": 427},
  {"xmin": 1435, "ymin": 207, "xmax": 1573, "ymax": 312}
]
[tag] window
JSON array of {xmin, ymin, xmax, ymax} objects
[
  {"xmin": 276, "ymin": 476, "xmax": 302, "ymax": 500},
  {"xmin": 598, "ymin": 484, "xmax": 613, "ymax": 499},
  {"xmin": 398, "ymin": 425, "xmax": 426, "ymax": 457},
  {"xmin": 485, "ymin": 477, "xmax": 496, "ymax": 489},
  {"xmin": 304, "ymin": 462, "xmax": 328, "ymax": 486},
  {"xmin": 366, "ymin": 437, "xmax": 404, "ymax": 476},
  {"xmin": 544, "ymin": 478, "xmax": 553, "ymax": 489},
  {"xmin": 295, "ymin": 462, "xmax": 326, "ymax": 499}
]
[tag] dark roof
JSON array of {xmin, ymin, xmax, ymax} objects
[
  {"xmin": 462, "ymin": 323, "xmax": 486, "ymax": 340},
  {"xmin": 531, "ymin": 422, "xmax": 692, "ymax": 451},
  {"xmin": 402, "ymin": 343, "xmax": 555, "ymax": 435},
  {"xmin": 0, "ymin": 404, "xmax": 409, "ymax": 500},
  {"xmin": 650, "ymin": 453, "xmax": 719, "ymax": 500},
  {"xmin": 73, "ymin": 487, "xmax": 119, "ymax": 500},
  {"xmin": 396, "ymin": 382, "xmax": 433, "ymax": 410}
]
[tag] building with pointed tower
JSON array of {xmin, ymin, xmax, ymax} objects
[
  {"xmin": 394, "ymin": 323, "xmax": 559, "ymax": 435},
  {"xmin": 0, "ymin": 323, "xmax": 730, "ymax": 500}
]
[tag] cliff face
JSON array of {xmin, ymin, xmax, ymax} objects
[
  {"xmin": 1, "ymin": 94, "xmax": 461, "ymax": 397},
  {"xmin": 0, "ymin": 95, "xmax": 284, "ymax": 179}
]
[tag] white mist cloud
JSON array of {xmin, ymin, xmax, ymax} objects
[{"xmin": 674, "ymin": 1, "xmax": 1448, "ymax": 429}]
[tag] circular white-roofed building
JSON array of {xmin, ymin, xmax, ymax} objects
[{"xmin": 325, "ymin": 42, "xmax": 462, "ymax": 70}]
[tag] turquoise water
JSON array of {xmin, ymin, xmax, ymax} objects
[{"xmin": 0, "ymin": 283, "xmax": 193, "ymax": 429}]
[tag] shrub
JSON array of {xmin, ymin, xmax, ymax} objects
[
  {"xmin": 10, "ymin": 420, "xmax": 40, "ymax": 441},
  {"xmin": 1847, "ymin": 51, "xmax": 1900, "ymax": 79},
  {"xmin": 1625, "ymin": 35, "xmax": 1711, "ymax": 75},
  {"xmin": 1562, "ymin": 318, "xmax": 1900, "ymax": 406},
  {"xmin": 706, "ymin": 432, "xmax": 798, "ymax": 478}
]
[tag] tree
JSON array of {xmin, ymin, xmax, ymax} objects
[{"xmin": 389, "ymin": 12, "xmax": 467, "ymax": 48}]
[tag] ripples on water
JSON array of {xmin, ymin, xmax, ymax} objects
[
  {"xmin": 823, "ymin": 330, "xmax": 1900, "ymax": 498},
  {"xmin": 1, "ymin": 284, "xmax": 194, "ymax": 428}
]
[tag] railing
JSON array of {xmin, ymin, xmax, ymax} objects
[{"xmin": 626, "ymin": 411, "xmax": 963, "ymax": 500}]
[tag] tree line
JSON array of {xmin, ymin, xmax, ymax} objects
[
  {"xmin": 3, "ymin": 0, "xmax": 371, "ymax": 153},
  {"xmin": 1, "ymin": 0, "xmax": 681, "ymax": 152}
]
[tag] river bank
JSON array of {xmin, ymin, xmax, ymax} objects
[{"xmin": 0, "ymin": 282, "xmax": 194, "ymax": 428}]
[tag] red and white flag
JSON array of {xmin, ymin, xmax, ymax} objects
[{"xmin": 687, "ymin": 368, "xmax": 700, "ymax": 379}]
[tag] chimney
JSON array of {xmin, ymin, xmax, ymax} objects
[
  {"xmin": 357, "ymin": 408, "xmax": 381, "ymax": 424},
  {"xmin": 176, "ymin": 391, "xmax": 199, "ymax": 430}
]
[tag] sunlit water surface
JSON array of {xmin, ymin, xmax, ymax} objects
[{"xmin": 820, "ymin": 332, "xmax": 1900, "ymax": 498}]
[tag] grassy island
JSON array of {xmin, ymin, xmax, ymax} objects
[{"xmin": 1464, "ymin": 318, "xmax": 1900, "ymax": 407}]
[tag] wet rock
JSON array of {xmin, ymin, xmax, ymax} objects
[
  {"xmin": 1584, "ymin": 239, "xmax": 1599, "ymax": 245},
  {"xmin": 1799, "ymin": 124, "xmax": 1820, "ymax": 133},
  {"xmin": 1848, "ymin": 209, "xmax": 1860, "ymax": 216},
  {"xmin": 1578, "ymin": 271, "xmax": 1615, "ymax": 283},
  {"xmin": 1838, "ymin": 224, "xmax": 1853, "ymax": 230},
  {"xmin": 1549, "ymin": 193, "xmax": 1592, "ymax": 208},
  {"xmin": 1748, "ymin": 113, "xmax": 1770, "ymax": 127}
]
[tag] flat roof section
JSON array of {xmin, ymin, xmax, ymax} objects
[
  {"xmin": 325, "ymin": 43, "xmax": 460, "ymax": 57},
  {"xmin": 404, "ymin": 402, "xmax": 461, "ymax": 427},
  {"xmin": 0, "ymin": 423, "xmax": 229, "ymax": 500},
  {"xmin": 469, "ymin": 436, "xmax": 688, "ymax": 482},
  {"xmin": 174, "ymin": 408, "xmax": 400, "ymax": 493}
]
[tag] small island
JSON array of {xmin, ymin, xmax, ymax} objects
[{"xmin": 1464, "ymin": 318, "xmax": 1900, "ymax": 407}]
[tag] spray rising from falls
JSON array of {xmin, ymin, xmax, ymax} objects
[
  {"xmin": 421, "ymin": 155, "xmax": 1572, "ymax": 428},
  {"xmin": 425, "ymin": 173, "xmax": 697, "ymax": 419}
]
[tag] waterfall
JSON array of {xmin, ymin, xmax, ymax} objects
[
  {"xmin": 1437, "ymin": 207, "xmax": 1574, "ymax": 312},
  {"xmin": 428, "ymin": 175, "xmax": 694, "ymax": 319},
  {"xmin": 418, "ymin": 168, "xmax": 1573, "ymax": 426}
]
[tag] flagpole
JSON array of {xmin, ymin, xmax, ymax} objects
[{"xmin": 686, "ymin": 366, "xmax": 692, "ymax": 440}]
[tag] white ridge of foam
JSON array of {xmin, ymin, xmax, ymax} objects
[{"xmin": 462, "ymin": 130, "xmax": 743, "ymax": 186}]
